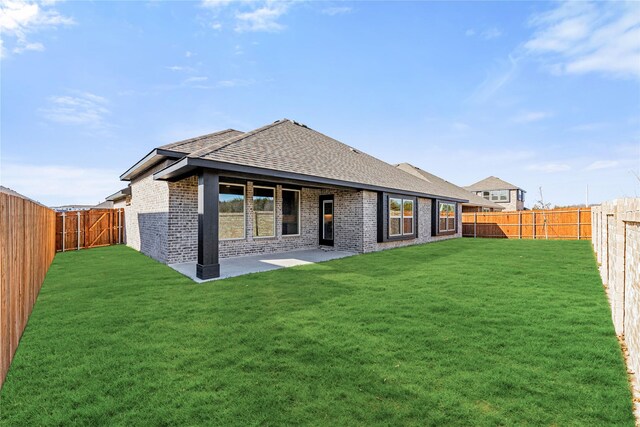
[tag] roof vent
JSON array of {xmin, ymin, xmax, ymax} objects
[{"xmin": 350, "ymin": 147, "xmax": 360, "ymax": 154}]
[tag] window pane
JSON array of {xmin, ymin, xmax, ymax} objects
[
  {"xmin": 403, "ymin": 217, "xmax": 413, "ymax": 235},
  {"xmin": 219, "ymin": 184, "xmax": 245, "ymax": 239},
  {"xmin": 282, "ymin": 190, "xmax": 299, "ymax": 235},
  {"xmin": 403, "ymin": 200, "xmax": 413, "ymax": 217},
  {"xmin": 448, "ymin": 217, "xmax": 455, "ymax": 231},
  {"xmin": 389, "ymin": 198, "xmax": 401, "ymax": 217},
  {"xmin": 254, "ymin": 187, "xmax": 275, "ymax": 237},
  {"xmin": 323, "ymin": 201, "xmax": 333, "ymax": 240},
  {"xmin": 389, "ymin": 218, "xmax": 401, "ymax": 236}
]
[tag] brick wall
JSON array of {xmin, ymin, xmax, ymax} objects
[
  {"xmin": 124, "ymin": 162, "xmax": 171, "ymax": 262},
  {"xmin": 167, "ymin": 175, "xmax": 198, "ymax": 264},
  {"xmin": 591, "ymin": 198, "xmax": 640, "ymax": 407}
]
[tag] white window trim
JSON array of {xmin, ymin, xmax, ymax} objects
[
  {"xmin": 389, "ymin": 197, "xmax": 403, "ymax": 237},
  {"xmin": 282, "ymin": 188, "xmax": 301, "ymax": 237},
  {"xmin": 403, "ymin": 200, "xmax": 414, "ymax": 236},
  {"xmin": 253, "ymin": 185, "xmax": 276, "ymax": 239},
  {"xmin": 219, "ymin": 182, "xmax": 246, "ymax": 241},
  {"xmin": 438, "ymin": 201, "xmax": 457, "ymax": 233}
]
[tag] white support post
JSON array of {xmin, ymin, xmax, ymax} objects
[{"xmin": 62, "ymin": 211, "xmax": 66, "ymax": 252}]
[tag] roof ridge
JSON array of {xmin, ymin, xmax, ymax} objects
[
  {"xmin": 187, "ymin": 120, "xmax": 290, "ymax": 159},
  {"xmin": 163, "ymin": 128, "xmax": 241, "ymax": 151}
]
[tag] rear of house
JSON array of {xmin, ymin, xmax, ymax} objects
[{"xmin": 118, "ymin": 119, "xmax": 468, "ymax": 279}]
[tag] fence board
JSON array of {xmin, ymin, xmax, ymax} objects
[
  {"xmin": 0, "ymin": 192, "xmax": 56, "ymax": 389},
  {"xmin": 462, "ymin": 207, "xmax": 592, "ymax": 240},
  {"xmin": 55, "ymin": 208, "xmax": 125, "ymax": 252}
]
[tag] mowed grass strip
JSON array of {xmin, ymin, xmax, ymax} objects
[{"xmin": 0, "ymin": 239, "xmax": 634, "ymax": 426}]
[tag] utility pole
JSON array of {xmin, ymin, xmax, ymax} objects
[
  {"xmin": 539, "ymin": 187, "xmax": 548, "ymax": 240},
  {"xmin": 585, "ymin": 184, "xmax": 589, "ymax": 207}
]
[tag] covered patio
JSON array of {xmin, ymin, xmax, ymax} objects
[{"xmin": 169, "ymin": 248, "xmax": 356, "ymax": 282}]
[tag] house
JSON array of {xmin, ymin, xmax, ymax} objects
[
  {"xmin": 51, "ymin": 205, "xmax": 95, "ymax": 212},
  {"xmin": 119, "ymin": 119, "xmax": 469, "ymax": 280},
  {"xmin": 465, "ymin": 176, "xmax": 526, "ymax": 211},
  {"xmin": 395, "ymin": 163, "xmax": 504, "ymax": 213},
  {"xmin": 104, "ymin": 187, "xmax": 131, "ymax": 209}
]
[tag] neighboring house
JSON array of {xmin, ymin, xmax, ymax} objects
[
  {"xmin": 119, "ymin": 119, "xmax": 469, "ymax": 279},
  {"xmin": 395, "ymin": 163, "xmax": 504, "ymax": 213},
  {"xmin": 51, "ymin": 205, "xmax": 94, "ymax": 212},
  {"xmin": 104, "ymin": 187, "xmax": 131, "ymax": 209},
  {"xmin": 465, "ymin": 176, "xmax": 526, "ymax": 211}
]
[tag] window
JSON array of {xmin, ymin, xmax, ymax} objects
[
  {"xmin": 517, "ymin": 189, "xmax": 525, "ymax": 202},
  {"xmin": 481, "ymin": 190, "xmax": 509, "ymax": 202},
  {"xmin": 253, "ymin": 187, "xmax": 275, "ymax": 238},
  {"xmin": 219, "ymin": 183, "xmax": 245, "ymax": 240},
  {"xmin": 403, "ymin": 200, "xmax": 414, "ymax": 235},
  {"xmin": 438, "ymin": 202, "xmax": 457, "ymax": 233},
  {"xmin": 282, "ymin": 189, "xmax": 300, "ymax": 236},
  {"xmin": 388, "ymin": 197, "xmax": 414, "ymax": 237}
]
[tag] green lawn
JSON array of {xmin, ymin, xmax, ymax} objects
[{"xmin": 0, "ymin": 239, "xmax": 634, "ymax": 426}]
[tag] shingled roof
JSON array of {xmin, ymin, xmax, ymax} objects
[
  {"xmin": 465, "ymin": 176, "xmax": 522, "ymax": 192},
  {"xmin": 395, "ymin": 163, "xmax": 504, "ymax": 210},
  {"xmin": 154, "ymin": 119, "xmax": 469, "ymax": 201},
  {"xmin": 159, "ymin": 129, "xmax": 244, "ymax": 154}
]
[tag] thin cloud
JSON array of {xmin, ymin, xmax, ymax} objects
[
  {"xmin": 512, "ymin": 111, "xmax": 552, "ymax": 123},
  {"xmin": 527, "ymin": 163, "xmax": 571, "ymax": 173},
  {"xmin": 40, "ymin": 91, "xmax": 110, "ymax": 127},
  {"xmin": 1, "ymin": 162, "xmax": 122, "ymax": 206},
  {"xmin": 585, "ymin": 160, "xmax": 619, "ymax": 171},
  {"xmin": 235, "ymin": 2, "xmax": 290, "ymax": 33},
  {"xmin": 166, "ymin": 65, "xmax": 195, "ymax": 72},
  {"xmin": 525, "ymin": 1, "xmax": 640, "ymax": 79},
  {"xmin": 322, "ymin": 6, "xmax": 352, "ymax": 16},
  {"xmin": 0, "ymin": 0, "xmax": 74, "ymax": 57},
  {"xmin": 468, "ymin": 54, "xmax": 519, "ymax": 102},
  {"xmin": 482, "ymin": 27, "xmax": 502, "ymax": 40}
]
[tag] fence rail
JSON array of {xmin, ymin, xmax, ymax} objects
[
  {"xmin": 56, "ymin": 208, "xmax": 125, "ymax": 252},
  {"xmin": 462, "ymin": 208, "xmax": 591, "ymax": 240},
  {"xmin": 0, "ymin": 192, "xmax": 56, "ymax": 389}
]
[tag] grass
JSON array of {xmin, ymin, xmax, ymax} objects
[{"xmin": 0, "ymin": 239, "xmax": 634, "ymax": 426}]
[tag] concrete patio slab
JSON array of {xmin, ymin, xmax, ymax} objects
[{"xmin": 169, "ymin": 248, "xmax": 357, "ymax": 283}]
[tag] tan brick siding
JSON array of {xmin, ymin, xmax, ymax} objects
[{"xmin": 591, "ymin": 198, "xmax": 640, "ymax": 402}]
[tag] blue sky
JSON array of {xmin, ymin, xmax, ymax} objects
[{"xmin": 1, "ymin": 0, "xmax": 639, "ymax": 207}]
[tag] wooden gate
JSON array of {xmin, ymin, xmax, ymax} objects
[{"xmin": 56, "ymin": 208, "xmax": 125, "ymax": 252}]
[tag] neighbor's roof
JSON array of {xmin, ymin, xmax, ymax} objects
[
  {"xmin": 395, "ymin": 163, "xmax": 504, "ymax": 210},
  {"xmin": 464, "ymin": 176, "xmax": 523, "ymax": 192},
  {"xmin": 0, "ymin": 186, "xmax": 46, "ymax": 206},
  {"xmin": 159, "ymin": 129, "xmax": 245, "ymax": 153},
  {"xmin": 154, "ymin": 119, "xmax": 468, "ymax": 201}
]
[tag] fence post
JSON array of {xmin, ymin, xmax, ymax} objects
[
  {"xmin": 532, "ymin": 211, "xmax": 536, "ymax": 240},
  {"xmin": 76, "ymin": 211, "xmax": 80, "ymax": 250},
  {"xmin": 474, "ymin": 212, "xmax": 477, "ymax": 238},
  {"xmin": 62, "ymin": 211, "xmax": 66, "ymax": 252},
  {"xmin": 518, "ymin": 212, "xmax": 522, "ymax": 239},
  {"xmin": 577, "ymin": 208, "xmax": 581, "ymax": 240}
]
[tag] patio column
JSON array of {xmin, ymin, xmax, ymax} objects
[{"xmin": 197, "ymin": 169, "xmax": 220, "ymax": 279}]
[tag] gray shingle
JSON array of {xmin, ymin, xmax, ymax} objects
[
  {"xmin": 187, "ymin": 119, "xmax": 469, "ymax": 201},
  {"xmin": 159, "ymin": 129, "xmax": 244, "ymax": 154},
  {"xmin": 465, "ymin": 176, "xmax": 522, "ymax": 191},
  {"xmin": 396, "ymin": 163, "xmax": 504, "ymax": 210}
]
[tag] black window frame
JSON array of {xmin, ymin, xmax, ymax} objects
[
  {"xmin": 432, "ymin": 200, "xmax": 458, "ymax": 236},
  {"xmin": 377, "ymin": 192, "xmax": 418, "ymax": 243},
  {"xmin": 282, "ymin": 188, "xmax": 301, "ymax": 236}
]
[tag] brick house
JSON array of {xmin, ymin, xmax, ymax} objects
[
  {"xmin": 464, "ymin": 176, "xmax": 526, "ymax": 211},
  {"xmin": 119, "ymin": 119, "xmax": 469, "ymax": 279},
  {"xmin": 395, "ymin": 163, "xmax": 504, "ymax": 213}
]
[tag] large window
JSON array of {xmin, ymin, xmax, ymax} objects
[
  {"xmin": 480, "ymin": 190, "xmax": 509, "ymax": 202},
  {"xmin": 389, "ymin": 197, "xmax": 415, "ymax": 237},
  {"xmin": 282, "ymin": 189, "xmax": 300, "ymax": 236},
  {"xmin": 438, "ymin": 202, "xmax": 456, "ymax": 233},
  {"xmin": 219, "ymin": 183, "xmax": 245, "ymax": 240},
  {"xmin": 253, "ymin": 186, "xmax": 275, "ymax": 238}
]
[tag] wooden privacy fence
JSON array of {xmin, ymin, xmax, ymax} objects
[
  {"xmin": 0, "ymin": 192, "xmax": 56, "ymax": 389},
  {"xmin": 462, "ymin": 207, "xmax": 592, "ymax": 240},
  {"xmin": 56, "ymin": 208, "xmax": 125, "ymax": 252}
]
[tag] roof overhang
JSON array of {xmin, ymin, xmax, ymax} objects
[
  {"xmin": 105, "ymin": 186, "xmax": 132, "ymax": 202},
  {"xmin": 153, "ymin": 157, "xmax": 469, "ymax": 203},
  {"xmin": 120, "ymin": 148, "xmax": 186, "ymax": 181}
]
